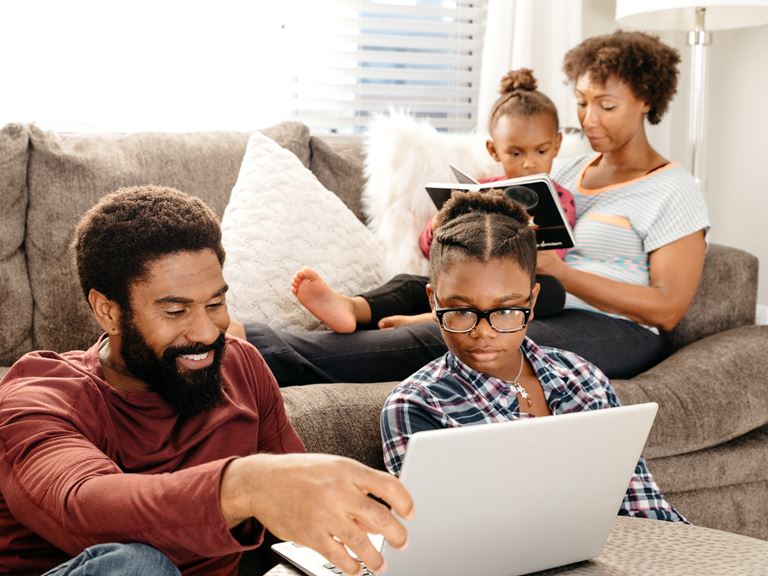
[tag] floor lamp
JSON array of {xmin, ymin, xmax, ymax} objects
[{"xmin": 615, "ymin": 0, "xmax": 768, "ymax": 192}]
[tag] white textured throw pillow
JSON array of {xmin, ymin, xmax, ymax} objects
[
  {"xmin": 221, "ymin": 132, "xmax": 385, "ymax": 332},
  {"xmin": 363, "ymin": 111, "xmax": 503, "ymax": 277}
]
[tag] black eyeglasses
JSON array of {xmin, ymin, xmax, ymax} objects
[{"xmin": 432, "ymin": 294, "xmax": 532, "ymax": 334}]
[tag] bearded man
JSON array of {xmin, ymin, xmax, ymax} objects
[{"xmin": 0, "ymin": 186, "xmax": 412, "ymax": 576}]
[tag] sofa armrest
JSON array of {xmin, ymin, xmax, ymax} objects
[
  {"xmin": 281, "ymin": 382, "xmax": 397, "ymax": 471},
  {"xmin": 667, "ymin": 244, "xmax": 757, "ymax": 350},
  {"xmin": 613, "ymin": 325, "xmax": 768, "ymax": 459}
]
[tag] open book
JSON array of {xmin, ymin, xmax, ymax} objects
[{"xmin": 425, "ymin": 165, "xmax": 575, "ymax": 251}]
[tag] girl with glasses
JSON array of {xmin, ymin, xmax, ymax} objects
[{"xmin": 380, "ymin": 189, "xmax": 685, "ymax": 523}]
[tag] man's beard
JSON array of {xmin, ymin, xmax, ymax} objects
[{"xmin": 119, "ymin": 314, "xmax": 227, "ymax": 418}]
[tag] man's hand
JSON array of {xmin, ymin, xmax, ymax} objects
[{"xmin": 221, "ymin": 453, "xmax": 414, "ymax": 575}]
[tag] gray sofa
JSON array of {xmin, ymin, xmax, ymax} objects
[{"xmin": 1, "ymin": 121, "xmax": 767, "ymax": 543}]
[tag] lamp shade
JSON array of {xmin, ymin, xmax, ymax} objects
[{"xmin": 616, "ymin": 0, "xmax": 768, "ymax": 30}]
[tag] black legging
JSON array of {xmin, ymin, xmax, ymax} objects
[
  {"xmin": 245, "ymin": 309, "xmax": 668, "ymax": 386},
  {"xmin": 358, "ymin": 273, "xmax": 565, "ymax": 329}
]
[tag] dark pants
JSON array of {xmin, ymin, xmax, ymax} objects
[
  {"xmin": 359, "ymin": 273, "xmax": 566, "ymax": 329},
  {"xmin": 246, "ymin": 309, "xmax": 668, "ymax": 386}
]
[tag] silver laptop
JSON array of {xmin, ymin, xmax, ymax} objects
[{"xmin": 272, "ymin": 403, "xmax": 658, "ymax": 576}]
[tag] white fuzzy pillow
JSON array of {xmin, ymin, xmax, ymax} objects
[
  {"xmin": 362, "ymin": 111, "xmax": 503, "ymax": 277},
  {"xmin": 221, "ymin": 132, "xmax": 385, "ymax": 332}
]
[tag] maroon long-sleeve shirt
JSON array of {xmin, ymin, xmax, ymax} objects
[{"xmin": 0, "ymin": 334, "xmax": 305, "ymax": 575}]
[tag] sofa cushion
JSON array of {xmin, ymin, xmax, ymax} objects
[
  {"xmin": 647, "ymin": 425, "xmax": 768, "ymax": 539},
  {"xmin": 309, "ymin": 136, "xmax": 367, "ymax": 223},
  {"xmin": 613, "ymin": 324, "xmax": 768, "ymax": 459},
  {"xmin": 221, "ymin": 131, "xmax": 384, "ymax": 332},
  {"xmin": 0, "ymin": 124, "xmax": 32, "ymax": 365},
  {"xmin": 24, "ymin": 122, "xmax": 309, "ymax": 355},
  {"xmin": 649, "ymin": 425, "xmax": 768, "ymax": 496},
  {"xmin": 667, "ymin": 244, "xmax": 757, "ymax": 350},
  {"xmin": 281, "ymin": 382, "xmax": 398, "ymax": 471},
  {"xmin": 263, "ymin": 121, "xmax": 312, "ymax": 169}
]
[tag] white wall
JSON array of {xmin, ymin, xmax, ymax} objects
[
  {"xmin": 582, "ymin": 2, "xmax": 768, "ymax": 311},
  {"xmin": 706, "ymin": 25, "xmax": 768, "ymax": 308},
  {"xmin": 653, "ymin": 24, "xmax": 768, "ymax": 311}
]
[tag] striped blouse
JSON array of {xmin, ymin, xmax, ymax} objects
[{"xmin": 554, "ymin": 154, "xmax": 710, "ymax": 318}]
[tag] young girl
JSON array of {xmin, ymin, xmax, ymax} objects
[
  {"xmin": 290, "ymin": 68, "xmax": 575, "ymax": 333},
  {"xmin": 380, "ymin": 190, "xmax": 685, "ymax": 522}
]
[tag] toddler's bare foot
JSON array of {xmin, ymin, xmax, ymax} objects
[{"xmin": 291, "ymin": 267, "xmax": 358, "ymax": 333}]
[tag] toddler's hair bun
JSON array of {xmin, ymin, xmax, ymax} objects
[{"xmin": 499, "ymin": 68, "xmax": 538, "ymax": 94}]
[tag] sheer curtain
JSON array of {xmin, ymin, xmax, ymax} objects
[{"xmin": 476, "ymin": 0, "xmax": 583, "ymax": 134}]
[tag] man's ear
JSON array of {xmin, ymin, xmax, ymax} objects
[
  {"xmin": 88, "ymin": 289, "xmax": 122, "ymax": 335},
  {"xmin": 486, "ymin": 138, "xmax": 499, "ymax": 161}
]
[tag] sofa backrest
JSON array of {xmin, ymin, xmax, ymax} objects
[
  {"xmin": 0, "ymin": 121, "xmax": 757, "ymax": 366},
  {"xmin": 666, "ymin": 243, "xmax": 758, "ymax": 350},
  {"xmin": 23, "ymin": 125, "xmax": 253, "ymax": 357},
  {"xmin": 0, "ymin": 124, "xmax": 32, "ymax": 365},
  {"xmin": 0, "ymin": 121, "xmax": 369, "ymax": 366}
]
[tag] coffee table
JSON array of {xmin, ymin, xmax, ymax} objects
[{"xmin": 263, "ymin": 516, "xmax": 768, "ymax": 575}]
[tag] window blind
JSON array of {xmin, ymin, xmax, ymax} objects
[{"xmin": 285, "ymin": 0, "xmax": 488, "ymax": 135}]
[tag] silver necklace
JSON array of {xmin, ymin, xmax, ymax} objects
[{"xmin": 508, "ymin": 352, "xmax": 532, "ymax": 407}]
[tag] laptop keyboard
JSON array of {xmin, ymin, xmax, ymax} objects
[{"xmin": 322, "ymin": 561, "xmax": 375, "ymax": 575}]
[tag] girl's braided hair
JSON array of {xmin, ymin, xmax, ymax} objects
[{"xmin": 430, "ymin": 190, "xmax": 536, "ymax": 285}]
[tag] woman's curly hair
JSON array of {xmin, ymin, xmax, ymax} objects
[
  {"xmin": 430, "ymin": 190, "xmax": 536, "ymax": 286},
  {"xmin": 563, "ymin": 30, "xmax": 681, "ymax": 125},
  {"xmin": 73, "ymin": 185, "xmax": 225, "ymax": 309}
]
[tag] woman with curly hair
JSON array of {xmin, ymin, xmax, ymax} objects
[
  {"xmin": 532, "ymin": 29, "xmax": 710, "ymax": 377},
  {"xmin": 243, "ymin": 30, "xmax": 709, "ymax": 383}
]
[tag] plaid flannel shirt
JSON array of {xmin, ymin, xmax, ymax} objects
[{"xmin": 380, "ymin": 337, "xmax": 687, "ymax": 523}]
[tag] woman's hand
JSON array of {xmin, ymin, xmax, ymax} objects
[
  {"xmin": 535, "ymin": 250, "xmax": 569, "ymax": 279},
  {"xmin": 544, "ymin": 231, "xmax": 706, "ymax": 331}
]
